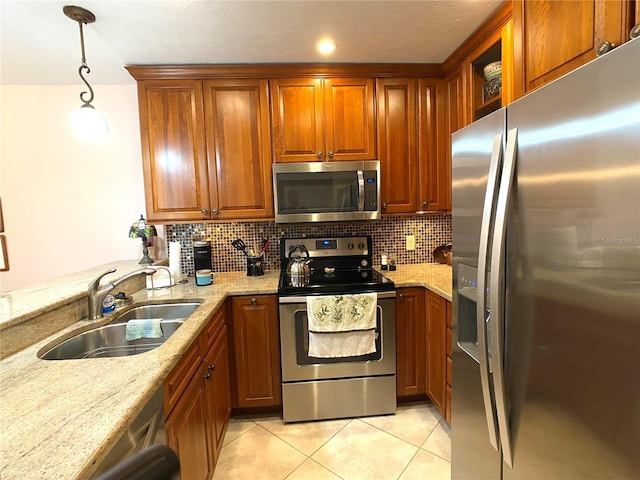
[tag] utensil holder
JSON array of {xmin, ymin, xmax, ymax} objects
[{"xmin": 246, "ymin": 255, "xmax": 264, "ymax": 277}]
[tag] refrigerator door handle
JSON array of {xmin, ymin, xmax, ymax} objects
[
  {"xmin": 489, "ymin": 127, "xmax": 518, "ymax": 468},
  {"xmin": 476, "ymin": 133, "xmax": 504, "ymax": 451}
]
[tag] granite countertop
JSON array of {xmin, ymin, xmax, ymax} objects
[
  {"xmin": 381, "ymin": 263, "xmax": 453, "ymax": 301},
  {"xmin": 0, "ymin": 261, "xmax": 451, "ymax": 479}
]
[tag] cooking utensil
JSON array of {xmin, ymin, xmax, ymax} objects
[
  {"xmin": 231, "ymin": 239, "xmax": 249, "ymax": 256},
  {"xmin": 260, "ymin": 239, "xmax": 271, "ymax": 254}
]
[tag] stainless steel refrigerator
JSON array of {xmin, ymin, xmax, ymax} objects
[{"xmin": 451, "ymin": 37, "xmax": 640, "ymax": 479}]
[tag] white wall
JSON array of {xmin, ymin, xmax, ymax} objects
[{"xmin": 0, "ymin": 85, "xmax": 163, "ymax": 292}]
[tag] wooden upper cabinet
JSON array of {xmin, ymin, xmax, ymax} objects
[
  {"xmin": 514, "ymin": 0, "xmax": 634, "ymax": 93},
  {"xmin": 136, "ymin": 78, "xmax": 273, "ymax": 223},
  {"xmin": 137, "ymin": 80, "xmax": 210, "ymax": 222},
  {"xmin": 203, "ymin": 79, "xmax": 273, "ymax": 219},
  {"xmin": 271, "ymin": 77, "xmax": 376, "ymax": 162},
  {"xmin": 418, "ymin": 79, "xmax": 448, "ymax": 212},
  {"xmin": 376, "ymin": 78, "xmax": 418, "ymax": 214},
  {"xmin": 466, "ymin": 19, "xmax": 515, "ymax": 122}
]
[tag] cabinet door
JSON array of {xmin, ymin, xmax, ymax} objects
[
  {"xmin": 323, "ymin": 78, "xmax": 377, "ymax": 161},
  {"xmin": 418, "ymin": 79, "xmax": 447, "ymax": 212},
  {"xmin": 165, "ymin": 373, "xmax": 212, "ymax": 480},
  {"xmin": 426, "ymin": 290, "xmax": 446, "ymax": 416},
  {"xmin": 203, "ymin": 80, "xmax": 273, "ymax": 219},
  {"xmin": 137, "ymin": 80, "xmax": 211, "ymax": 222},
  {"xmin": 376, "ymin": 78, "xmax": 418, "ymax": 214},
  {"xmin": 515, "ymin": 0, "xmax": 633, "ymax": 92},
  {"xmin": 396, "ymin": 288, "xmax": 426, "ymax": 397},
  {"xmin": 270, "ymin": 78, "xmax": 324, "ymax": 162},
  {"xmin": 229, "ymin": 295, "xmax": 281, "ymax": 408},
  {"xmin": 445, "ymin": 67, "xmax": 465, "ymax": 212},
  {"xmin": 203, "ymin": 325, "xmax": 231, "ymax": 466}
]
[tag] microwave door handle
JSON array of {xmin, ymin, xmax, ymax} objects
[
  {"xmin": 477, "ymin": 133, "xmax": 504, "ymax": 452},
  {"xmin": 357, "ymin": 170, "xmax": 365, "ymax": 211}
]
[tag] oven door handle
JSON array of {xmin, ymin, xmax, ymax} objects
[{"xmin": 279, "ymin": 291, "xmax": 397, "ymax": 303}]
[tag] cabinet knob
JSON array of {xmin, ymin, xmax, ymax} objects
[
  {"xmin": 422, "ymin": 201, "xmax": 429, "ymax": 208},
  {"xmin": 382, "ymin": 202, "xmax": 388, "ymax": 209},
  {"xmin": 201, "ymin": 209, "xmax": 208, "ymax": 215},
  {"xmin": 317, "ymin": 151, "xmax": 323, "ymax": 159},
  {"xmin": 399, "ymin": 293, "xmax": 404, "ymax": 300},
  {"xmin": 329, "ymin": 151, "xmax": 334, "ymax": 158},
  {"xmin": 208, "ymin": 364, "xmax": 216, "ymax": 372},
  {"xmin": 631, "ymin": 24, "xmax": 640, "ymax": 40},
  {"xmin": 203, "ymin": 373, "xmax": 211, "ymax": 381},
  {"xmin": 596, "ymin": 41, "xmax": 616, "ymax": 56},
  {"xmin": 251, "ymin": 297, "xmax": 257, "ymax": 304},
  {"xmin": 212, "ymin": 208, "xmax": 219, "ymax": 215}
]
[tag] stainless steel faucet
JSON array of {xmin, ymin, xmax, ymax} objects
[{"xmin": 87, "ymin": 268, "xmax": 156, "ymax": 320}]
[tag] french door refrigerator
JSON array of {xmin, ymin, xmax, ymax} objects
[{"xmin": 451, "ymin": 36, "xmax": 640, "ymax": 479}]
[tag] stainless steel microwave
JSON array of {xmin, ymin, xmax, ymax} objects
[{"xmin": 273, "ymin": 161, "xmax": 380, "ymax": 223}]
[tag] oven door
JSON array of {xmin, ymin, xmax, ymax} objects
[{"xmin": 279, "ymin": 292, "xmax": 396, "ymax": 383}]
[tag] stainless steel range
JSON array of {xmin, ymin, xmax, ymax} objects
[{"xmin": 278, "ymin": 235, "xmax": 396, "ymax": 423}]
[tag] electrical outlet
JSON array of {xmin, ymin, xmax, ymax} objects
[{"xmin": 405, "ymin": 235, "xmax": 416, "ymax": 251}]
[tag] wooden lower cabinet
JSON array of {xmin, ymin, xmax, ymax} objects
[
  {"xmin": 396, "ymin": 288, "xmax": 426, "ymax": 397},
  {"xmin": 164, "ymin": 306, "xmax": 230, "ymax": 479},
  {"xmin": 203, "ymin": 325, "xmax": 231, "ymax": 463},
  {"xmin": 426, "ymin": 289, "xmax": 447, "ymax": 417},
  {"xmin": 229, "ymin": 295, "xmax": 281, "ymax": 408},
  {"xmin": 165, "ymin": 370, "xmax": 212, "ymax": 480}
]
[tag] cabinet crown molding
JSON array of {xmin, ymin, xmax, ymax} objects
[{"xmin": 126, "ymin": 63, "xmax": 444, "ymax": 80}]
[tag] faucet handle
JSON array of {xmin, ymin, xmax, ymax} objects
[{"xmin": 89, "ymin": 268, "xmax": 117, "ymax": 290}]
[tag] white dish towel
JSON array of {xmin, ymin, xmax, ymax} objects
[{"xmin": 306, "ymin": 293, "xmax": 378, "ymax": 358}]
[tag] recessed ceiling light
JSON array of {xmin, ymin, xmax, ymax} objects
[{"xmin": 317, "ymin": 39, "xmax": 337, "ymax": 55}]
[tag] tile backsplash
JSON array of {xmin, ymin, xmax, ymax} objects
[{"xmin": 166, "ymin": 214, "xmax": 451, "ymax": 276}]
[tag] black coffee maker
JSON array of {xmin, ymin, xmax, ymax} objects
[{"xmin": 193, "ymin": 240, "xmax": 212, "ymax": 272}]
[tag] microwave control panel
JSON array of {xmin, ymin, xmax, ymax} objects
[{"xmin": 363, "ymin": 170, "xmax": 378, "ymax": 211}]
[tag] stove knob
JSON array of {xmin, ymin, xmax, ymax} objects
[
  {"xmin": 361, "ymin": 271, "xmax": 370, "ymax": 279},
  {"xmin": 360, "ymin": 259, "xmax": 369, "ymax": 267},
  {"xmin": 348, "ymin": 243, "xmax": 355, "ymax": 250},
  {"xmin": 358, "ymin": 242, "xmax": 365, "ymax": 250}
]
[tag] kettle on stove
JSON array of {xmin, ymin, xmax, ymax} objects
[{"xmin": 287, "ymin": 244, "xmax": 311, "ymax": 287}]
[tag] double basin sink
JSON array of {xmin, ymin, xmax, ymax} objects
[{"xmin": 38, "ymin": 302, "xmax": 202, "ymax": 360}]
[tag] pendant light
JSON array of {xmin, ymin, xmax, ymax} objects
[{"xmin": 64, "ymin": 5, "xmax": 109, "ymax": 140}]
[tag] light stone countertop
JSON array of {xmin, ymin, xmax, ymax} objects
[
  {"xmin": 0, "ymin": 262, "xmax": 451, "ymax": 479},
  {"xmin": 381, "ymin": 263, "xmax": 453, "ymax": 301}
]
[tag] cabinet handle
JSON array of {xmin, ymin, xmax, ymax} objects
[
  {"xmin": 203, "ymin": 373, "xmax": 211, "ymax": 381},
  {"xmin": 212, "ymin": 208, "xmax": 219, "ymax": 215},
  {"xmin": 317, "ymin": 151, "xmax": 323, "ymax": 159},
  {"xmin": 631, "ymin": 24, "xmax": 640, "ymax": 40},
  {"xmin": 596, "ymin": 41, "xmax": 616, "ymax": 56},
  {"xmin": 251, "ymin": 298, "xmax": 257, "ymax": 304},
  {"xmin": 399, "ymin": 293, "xmax": 404, "ymax": 300},
  {"xmin": 208, "ymin": 364, "xmax": 216, "ymax": 372},
  {"xmin": 422, "ymin": 201, "xmax": 429, "ymax": 208},
  {"xmin": 382, "ymin": 202, "xmax": 388, "ymax": 209},
  {"xmin": 201, "ymin": 209, "xmax": 208, "ymax": 215},
  {"xmin": 329, "ymin": 151, "xmax": 334, "ymax": 158}
]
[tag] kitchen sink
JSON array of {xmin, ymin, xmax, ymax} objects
[{"xmin": 37, "ymin": 302, "xmax": 202, "ymax": 360}]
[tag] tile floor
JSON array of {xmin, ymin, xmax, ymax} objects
[{"xmin": 213, "ymin": 402, "xmax": 451, "ymax": 480}]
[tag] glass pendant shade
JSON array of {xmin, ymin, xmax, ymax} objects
[{"xmin": 70, "ymin": 104, "xmax": 109, "ymax": 141}]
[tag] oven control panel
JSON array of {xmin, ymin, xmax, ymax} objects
[{"xmin": 281, "ymin": 236, "xmax": 371, "ymax": 258}]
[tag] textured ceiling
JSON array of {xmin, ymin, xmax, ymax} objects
[{"xmin": 0, "ymin": 0, "xmax": 503, "ymax": 85}]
